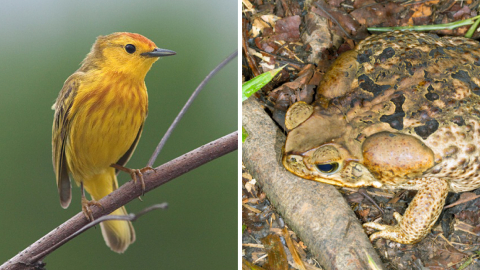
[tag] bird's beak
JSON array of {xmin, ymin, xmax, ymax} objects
[{"xmin": 141, "ymin": 48, "xmax": 176, "ymax": 57}]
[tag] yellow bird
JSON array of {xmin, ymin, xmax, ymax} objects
[{"xmin": 52, "ymin": 32, "xmax": 175, "ymax": 253}]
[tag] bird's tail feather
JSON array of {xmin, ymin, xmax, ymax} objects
[{"xmin": 84, "ymin": 169, "xmax": 135, "ymax": 253}]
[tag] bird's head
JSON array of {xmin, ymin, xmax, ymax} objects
[{"xmin": 81, "ymin": 32, "xmax": 176, "ymax": 79}]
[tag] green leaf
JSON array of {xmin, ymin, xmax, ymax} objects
[
  {"xmin": 242, "ymin": 127, "xmax": 249, "ymax": 143},
  {"xmin": 242, "ymin": 65, "xmax": 286, "ymax": 102}
]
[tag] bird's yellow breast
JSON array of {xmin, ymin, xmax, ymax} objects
[{"xmin": 65, "ymin": 71, "xmax": 148, "ymax": 182}]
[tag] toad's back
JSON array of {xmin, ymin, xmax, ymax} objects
[
  {"xmin": 283, "ymin": 31, "xmax": 480, "ymax": 244},
  {"xmin": 314, "ymin": 31, "xmax": 480, "ymax": 192}
]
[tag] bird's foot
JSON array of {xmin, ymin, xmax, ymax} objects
[
  {"xmin": 111, "ymin": 164, "xmax": 153, "ymax": 196},
  {"xmin": 81, "ymin": 196, "xmax": 103, "ymax": 221}
]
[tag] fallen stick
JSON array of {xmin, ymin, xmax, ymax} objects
[{"xmin": 242, "ymin": 97, "xmax": 384, "ymax": 270}]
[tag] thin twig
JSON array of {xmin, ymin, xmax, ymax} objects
[
  {"xmin": 147, "ymin": 50, "xmax": 238, "ymax": 167},
  {"xmin": 31, "ymin": 203, "xmax": 168, "ymax": 262}
]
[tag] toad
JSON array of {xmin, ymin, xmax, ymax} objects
[{"xmin": 283, "ymin": 30, "xmax": 480, "ymax": 244}]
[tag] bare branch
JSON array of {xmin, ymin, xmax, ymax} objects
[
  {"xmin": 147, "ymin": 50, "xmax": 238, "ymax": 167},
  {"xmin": 1, "ymin": 131, "xmax": 237, "ymax": 270}
]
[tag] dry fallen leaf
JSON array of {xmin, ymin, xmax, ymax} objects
[{"xmin": 245, "ymin": 178, "xmax": 257, "ymax": 194}]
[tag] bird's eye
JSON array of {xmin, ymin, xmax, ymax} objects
[
  {"xmin": 125, "ymin": 44, "xmax": 136, "ymax": 54},
  {"xmin": 316, "ymin": 163, "xmax": 339, "ymax": 173}
]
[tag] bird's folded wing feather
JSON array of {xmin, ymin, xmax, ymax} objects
[{"xmin": 52, "ymin": 76, "xmax": 79, "ymax": 209}]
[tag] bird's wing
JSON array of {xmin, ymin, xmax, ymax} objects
[
  {"xmin": 115, "ymin": 124, "xmax": 144, "ymax": 175},
  {"xmin": 52, "ymin": 76, "xmax": 79, "ymax": 209}
]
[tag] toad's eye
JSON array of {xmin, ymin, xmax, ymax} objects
[
  {"xmin": 125, "ymin": 44, "xmax": 136, "ymax": 54},
  {"xmin": 316, "ymin": 163, "xmax": 339, "ymax": 173}
]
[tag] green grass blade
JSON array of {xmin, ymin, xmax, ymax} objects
[
  {"xmin": 242, "ymin": 65, "xmax": 286, "ymax": 102},
  {"xmin": 368, "ymin": 15, "xmax": 480, "ymax": 32}
]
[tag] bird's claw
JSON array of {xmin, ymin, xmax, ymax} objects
[
  {"xmin": 81, "ymin": 196, "xmax": 103, "ymax": 221},
  {"xmin": 111, "ymin": 164, "xmax": 153, "ymax": 196}
]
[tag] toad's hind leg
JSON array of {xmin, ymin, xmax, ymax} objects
[{"xmin": 363, "ymin": 177, "xmax": 449, "ymax": 244}]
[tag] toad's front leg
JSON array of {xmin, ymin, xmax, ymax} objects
[{"xmin": 363, "ymin": 177, "xmax": 449, "ymax": 244}]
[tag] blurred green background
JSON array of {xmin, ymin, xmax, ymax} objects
[{"xmin": 0, "ymin": 0, "xmax": 237, "ymax": 269}]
